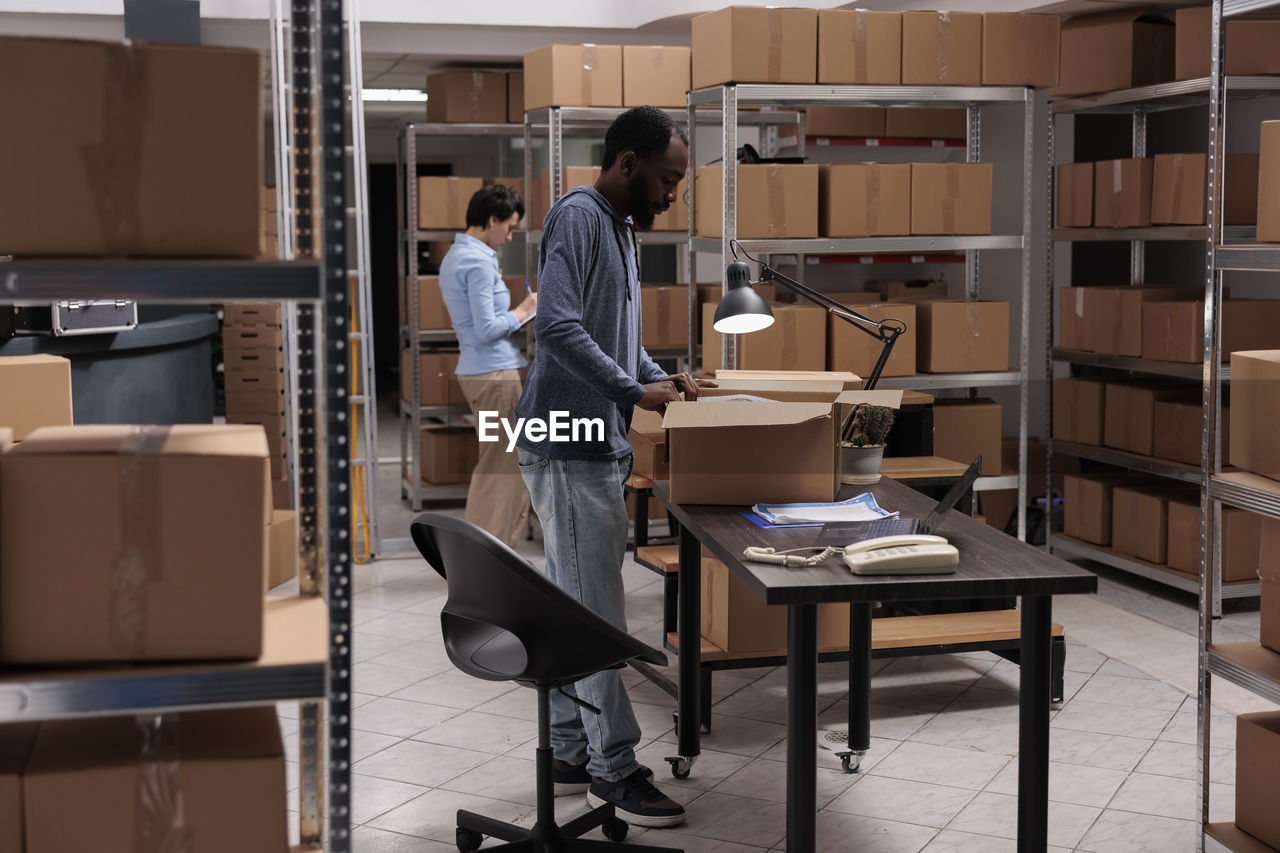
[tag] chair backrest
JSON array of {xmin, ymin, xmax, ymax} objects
[{"xmin": 410, "ymin": 513, "xmax": 666, "ymax": 685}]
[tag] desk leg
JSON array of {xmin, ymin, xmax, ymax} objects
[
  {"xmin": 667, "ymin": 522, "xmax": 701, "ymax": 780},
  {"xmin": 634, "ymin": 489, "xmax": 649, "ymax": 549},
  {"xmin": 840, "ymin": 602, "xmax": 872, "ymax": 773},
  {"xmin": 787, "ymin": 603, "xmax": 818, "ymax": 853},
  {"xmin": 1018, "ymin": 596, "xmax": 1052, "ymax": 853}
]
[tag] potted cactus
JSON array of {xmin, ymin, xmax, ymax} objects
[{"xmin": 840, "ymin": 404, "xmax": 895, "ymax": 485}]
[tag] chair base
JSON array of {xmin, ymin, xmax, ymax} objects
[{"xmin": 457, "ymin": 806, "xmax": 685, "ymax": 853}]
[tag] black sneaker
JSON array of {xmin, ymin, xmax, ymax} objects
[
  {"xmin": 553, "ymin": 759, "xmax": 654, "ymax": 796},
  {"xmin": 587, "ymin": 768, "xmax": 686, "ymax": 827}
]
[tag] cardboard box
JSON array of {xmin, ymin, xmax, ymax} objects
[
  {"xmin": 1104, "ymin": 381, "xmax": 1199, "ymax": 456},
  {"xmin": 1151, "ymin": 153, "xmax": 1207, "ymax": 225},
  {"xmin": 1087, "ymin": 286, "xmax": 1200, "ymax": 357},
  {"xmin": 1144, "ymin": 300, "xmax": 1280, "ymax": 363},
  {"xmin": 223, "ymin": 324, "xmax": 282, "ymax": 350},
  {"xmin": 1176, "ymin": 6, "xmax": 1280, "ymax": 80},
  {"xmin": 1054, "ymin": 10, "xmax": 1175, "ymax": 98},
  {"xmin": 267, "ymin": 509, "xmax": 297, "ymax": 589},
  {"xmin": 1229, "ymin": 350, "xmax": 1280, "ymax": 479},
  {"xmin": 528, "ymin": 166, "xmax": 602, "ymax": 230},
  {"xmin": 1112, "ymin": 483, "xmax": 1188, "ymax": 563},
  {"xmin": 692, "ymin": 6, "xmax": 818, "ymax": 89},
  {"xmin": 629, "ymin": 408, "xmax": 668, "ymax": 480},
  {"xmin": 819, "ymin": 163, "xmax": 910, "ymax": 238},
  {"xmin": 224, "ymin": 369, "xmax": 285, "ymax": 419},
  {"xmin": 0, "ymin": 425, "xmax": 269, "ymax": 663},
  {"xmin": 817, "ymin": 10, "xmax": 901, "ymax": 85},
  {"xmin": 223, "ymin": 337, "xmax": 284, "ymax": 373},
  {"xmin": 663, "ymin": 400, "xmax": 837, "ymax": 505},
  {"xmin": 400, "ymin": 348, "xmax": 463, "ymax": 407},
  {"xmin": 272, "ymin": 476, "xmax": 291, "ymax": 511},
  {"xmin": 24, "ymin": 708, "xmax": 288, "ymax": 853},
  {"xmin": 876, "ymin": 280, "xmax": 947, "ymax": 301},
  {"xmin": 523, "ymin": 44, "xmax": 622, "ymax": 110},
  {"xmin": 981, "ymin": 13, "xmax": 1061, "ymax": 87},
  {"xmin": 911, "ymin": 299, "xmax": 1010, "ymax": 374},
  {"xmin": 1064, "ymin": 472, "xmax": 1132, "ymax": 545},
  {"xmin": 642, "ymin": 286, "xmax": 687, "ymax": 349},
  {"xmin": 507, "ymin": 71, "xmax": 524, "ymax": 123},
  {"xmin": 1236, "ymin": 712, "xmax": 1280, "ymax": 847},
  {"xmin": 1265, "ymin": 580, "xmax": 1280, "ymax": 653},
  {"xmin": 417, "ymin": 176, "xmax": 485, "ymax": 230},
  {"xmin": 0, "ymin": 724, "xmax": 36, "ymax": 853},
  {"xmin": 420, "ymin": 425, "xmax": 478, "ymax": 485},
  {"xmin": 901, "ymin": 11, "xmax": 983, "ymax": 86},
  {"xmin": 803, "ymin": 108, "xmax": 886, "ymax": 138},
  {"xmin": 1167, "ymin": 499, "xmax": 1259, "ymax": 582},
  {"xmin": 701, "ymin": 555, "xmax": 785, "ymax": 653},
  {"xmin": 412, "ymin": 275, "xmax": 452, "ymax": 331},
  {"xmin": 933, "ymin": 399, "xmax": 1002, "ymax": 474},
  {"xmin": 910, "ymin": 163, "xmax": 993, "ymax": 236},
  {"xmin": 1260, "ymin": 121, "xmax": 1280, "ymax": 242},
  {"xmin": 701, "ymin": 378, "xmax": 857, "ymax": 404},
  {"xmin": 1094, "ymin": 158, "xmax": 1154, "ymax": 228},
  {"xmin": 979, "ymin": 438, "xmax": 1073, "ymax": 532},
  {"xmin": 1058, "ymin": 287, "xmax": 1094, "ymax": 351},
  {"xmin": 702, "ymin": 302, "xmax": 827, "ymax": 373},
  {"xmin": 1152, "ymin": 398, "xmax": 1228, "ymax": 466},
  {"xmin": 426, "ymin": 71, "xmax": 507, "ymax": 124},
  {"xmin": 884, "ymin": 108, "xmax": 966, "ymax": 140},
  {"xmin": 0, "ymin": 355, "xmax": 73, "ymax": 441},
  {"xmin": 1224, "ymin": 153, "xmax": 1259, "ymax": 226},
  {"xmin": 623, "ymin": 46, "xmax": 690, "ymax": 108},
  {"xmin": 696, "ymin": 164, "xmax": 819, "ymax": 239},
  {"xmin": 1053, "ymin": 377, "xmax": 1106, "ymax": 446},
  {"xmin": 650, "ymin": 177, "xmax": 689, "ymax": 232},
  {"xmin": 0, "ymin": 37, "xmax": 262, "ymax": 257},
  {"xmin": 225, "ymin": 413, "xmax": 286, "ymax": 479},
  {"xmin": 1057, "ymin": 163, "xmax": 1094, "ymax": 228},
  {"xmin": 828, "ymin": 301, "xmax": 916, "ymax": 377},
  {"xmin": 224, "ymin": 303, "xmax": 282, "ymax": 327}
]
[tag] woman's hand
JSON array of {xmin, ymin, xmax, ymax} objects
[{"xmin": 513, "ymin": 291, "xmax": 538, "ymax": 321}]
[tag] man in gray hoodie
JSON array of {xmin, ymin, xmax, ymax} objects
[{"xmin": 514, "ymin": 106, "xmax": 708, "ymax": 827}]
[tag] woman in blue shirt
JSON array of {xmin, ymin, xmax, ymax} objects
[{"xmin": 439, "ymin": 184, "xmax": 537, "ymax": 547}]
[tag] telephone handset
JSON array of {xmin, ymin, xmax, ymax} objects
[{"xmin": 842, "ymin": 534, "xmax": 958, "ymax": 575}]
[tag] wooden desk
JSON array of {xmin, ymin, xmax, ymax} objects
[{"xmin": 654, "ymin": 477, "xmax": 1096, "ymax": 853}]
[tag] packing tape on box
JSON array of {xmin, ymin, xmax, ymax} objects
[
  {"xmin": 1111, "ymin": 161, "xmax": 1123, "ymax": 227},
  {"xmin": 963, "ymin": 301, "xmax": 981, "ymax": 367},
  {"xmin": 1170, "ymin": 154, "xmax": 1186, "ymax": 217},
  {"xmin": 767, "ymin": 164, "xmax": 785, "ymax": 235},
  {"xmin": 867, "ymin": 164, "xmax": 881, "ymax": 233},
  {"xmin": 767, "ymin": 9, "xmax": 784, "ymax": 81},
  {"xmin": 936, "ymin": 12, "xmax": 953, "ymax": 84},
  {"xmin": 780, "ymin": 308, "xmax": 798, "ymax": 367},
  {"xmin": 113, "ymin": 425, "xmax": 169, "ymax": 659},
  {"xmin": 582, "ymin": 45, "xmax": 597, "ymax": 105},
  {"xmin": 1075, "ymin": 289, "xmax": 1084, "ymax": 318},
  {"xmin": 943, "ymin": 163, "xmax": 960, "ymax": 234},
  {"xmin": 1018, "ymin": 15, "xmax": 1033, "ymax": 84},
  {"xmin": 854, "ymin": 12, "xmax": 869, "ymax": 84},
  {"xmin": 650, "ymin": 46, "xmax": 666, "ymax": 72},
  {"xmin": 86, "ymin": 44, "xmax": 147, "ymax": 254},
  {"xmin": 469, "ymin": 72, "xmax": 484, "ymax": 121},
  {"xmin": 136, "ymin": 714, "xmax": 192, "ymax": 851},
  {"xmin": 448, "ymin": 178, "xmax": 461, "ymax": 227},
  {"xmin": 655, "ymin": 289, "xmax": 672, "ymax": 347}
]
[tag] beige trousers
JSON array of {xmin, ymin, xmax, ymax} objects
[{"xmin": 458, "ymin": 368, "xmax": 531, "ymax": 549}]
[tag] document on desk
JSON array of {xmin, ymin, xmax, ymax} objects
[
  {"xmin": 698, "ymin": 394, "xmax": 777, "ymax": 403},
  {"xmin": 753, "ymin": 494, "xmax": 898, "ymax": 525}
]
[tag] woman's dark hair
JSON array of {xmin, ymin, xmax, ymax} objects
[
  {"xmin": 465, "ymin": 183, "xmax": 525, "ymax": 228},
  {"xmin": 602, "ymin": 106, "xmax": 688, "ymax": 170}
]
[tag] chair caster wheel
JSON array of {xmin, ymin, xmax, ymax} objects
[
  {"xmin": 456, "ymin": 827, "xmax": 483, "ymax": 852},
  {"xmin": 666, "ymin": 755, "xmax": 694, "ymax": 779},
  {"xmin": 836, "ymin": 750, "xmax": 865, "ymax": 774},
  {"xmin": 603, "ymin": 817, "xmax": 629, "ymax": 842}
]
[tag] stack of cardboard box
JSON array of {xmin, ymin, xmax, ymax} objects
[
  {"xmin": 260, "ymin": 187, "xmax": 279, "ymax": 258},
  {"xmin": 222, "ymin": 303, "xmax": 288, "ymax": 511},
  {"xmin": 641, "ymin": 286, "xmax": 688, "ymax": 349},
  {"xmin": 522, "ymin": 44, "xmax": 691, "ymax": 111},
  {"xmin": 1057, "ymin": 154, "xmax": 1259, "ymax": 228},
  {"xmin": 1230, "ymin": 350, "xmax": 1280, "ymax": 651}
]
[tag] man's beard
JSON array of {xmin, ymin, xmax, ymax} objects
[{"xmin": 628, "ymin": 172, "xmax": 665, "ymax": 231}]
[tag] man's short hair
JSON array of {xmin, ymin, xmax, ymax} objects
[
  {"xmin": 601, "ymin": 106, "xmax": 689, "ymax": 170},
  {"xmin": 465, "ymin": 183, "xmax": 525, "ymax": 228}
]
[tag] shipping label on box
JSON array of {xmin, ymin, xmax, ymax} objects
[
  {"xmin": 692, "ymin": 6, "xmax": 818, "ymax": 89},
  {"xmin": 819, "ymin": 163, "xmax": 910, "ymax": 238},
  {"xmin": 1057, "ymin": 163, "xmax": 1094, "ymax": 228},
  {"xmin": 623, "ymin": 46, "xmax": 690, "ymax": 108},
  {"xmin": 696, "ymin": 164, "xmax": 819, "ymax": 239},
  {"xmin": 523, "ymin": 44, "xmax": 622, "ymax": 110},
  {"xmin": 417, "ymin": 176, "xmax": 484, "ymax": 230},
  {"xmin": 817, "ymin": 10, "xmax": 901, "ymax": 85},
  {"xmin": 913, "ymin": 299, "xmax": 1010, "ymax": 373},
  {"xmin": 1058, "ymin": 287, "xmax": 1094, "ymax": 351},
  {"xmin": 828, "ymin": 301, "xmax": 915, "ymax": 377},
  {"xmin": 663, "ymin": 400, "xmax": 837, "ymax": 505},
  {"xmin": 0, "ymin": 354, "xmax": 73, "ymax": 441},
  {"xmin": 1053, "ymin": 377, "xmax": 1106, "ymax": 446},
  {"xmin": 1094, "ymin": 158, "xmax": 1154, "ymax": 228},
  {"xmin": 910, "ymin": 163, "xmax": 993, "ymax": 235},
  {"xmin": 1151, "ymin": 153, "xmax": 1206, "ymax": 225},
  {"xmin": 426, "ymin": 71, "xmax": 508, "ymax": 124},
  {"xmin": 981, "ymin": 13, "xmax": 1061, "ymax": 87},
  {"xmin": 901, "ymin": 11, "xmax": 983, "ymax": 86},
  {"xmin": 1053, "ymin": 9, "xmax": 1175, "ymax": 98},
  {"xmin": 932, "ymin": 399, "xmax": 1002, "ymax": 475},
  {"xmin": 885, "ymin": 108, "xmax": 966, "ymax": 140},
  {"xmin": 701, "ymin": 302, "xmax": 827, "ymax": 373}
]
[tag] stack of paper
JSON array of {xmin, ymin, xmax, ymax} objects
[{"xmin": 752, "ymin": 494, "xmax": 898, "ymax": 525}]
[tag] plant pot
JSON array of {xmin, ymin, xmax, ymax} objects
[{"xmin": 840, "ymin": 443, "xmax": 885, "ymax": 486}]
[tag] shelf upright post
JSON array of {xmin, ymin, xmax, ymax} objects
[
  {"xmin": 965, "ymin": 103, "xmax": 982, "ymax": 300},
  {"xmin": 721, "ymin": 85, "xmax": 739, "ymax": 371},
  {"xmin": 395, "ymin": 126, "xmax": 408, "ymax": 503},
  {"xmin": 406, "ymin": 128, "xmax": 424, "ymax": 511},
  {"xmin": 687, "ymin": 92, "xmax": 698, "ymax": 370},
  {"xmin": 1131, "ymin": 108, "xmax": 1147, "ymax": 286},
  {"xmin": 550, "ymin": 107, "xmax": 564, "ymax": 206},
  {"xmin": 1044, "ymin": 97, "xmax": 1057, "ymax": 552},
  {"xmin": 1017, "ymin": 88, "xmax": 1036, "ymax": 542}
]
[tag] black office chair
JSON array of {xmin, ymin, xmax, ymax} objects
[{"xmin": 410, "ymin": 513, "xmax": 684, "ymax": 853}]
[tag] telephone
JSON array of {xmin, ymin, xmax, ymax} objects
[{"xmin": 842, "ymin": 535, "xmax": 958, "ymax": 575}]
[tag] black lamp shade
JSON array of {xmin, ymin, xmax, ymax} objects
[{"xmin": 712, "ymin": 267, "xmax": 774, "ymax": 334}]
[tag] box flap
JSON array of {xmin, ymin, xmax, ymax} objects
[
  {"xmin": 662, "ymin": 400, "xmax": 832, "ymax": 429},
  {"xmin": 629, "ymin": 407, "xmax": 666, "ymax": 439},
  {"xmin": 835, "ymin": 390, "xmax": 904, "ymax": 409},
  {"xmin": 10, "ymin": 424, "xmax": 269, "ymax": 458},
  {"xmin": 1234, "ymin": 350, "xmax": 1280, "ymax": 365},
  {"xmin": 0, "ymin": 354, "xmax": 69, "ymax": 368}
]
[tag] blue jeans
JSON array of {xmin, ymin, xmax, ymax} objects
[{"xmin": 516, "ymin": 448, "xmax": 642, "ymax": 783}]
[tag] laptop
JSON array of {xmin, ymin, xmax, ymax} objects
[{"xmin": 812, "ymin": 457, "xmax": 982, "ymax": 546}]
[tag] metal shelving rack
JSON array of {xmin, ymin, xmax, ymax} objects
[
  {"xmin": 0, "ymin": 0, "xmax": 352, "ymax": 849},
  {"xmin": 687, "ymin": 84, "xmax": 1037, "ymax": 537},
  {"xmin": 1200, "ymin": 2, "xmax": 1280, "ymax": 850},
  {"xmin": 1046, "ymin": 71, "xmax": 1280, "ymax": 605}
]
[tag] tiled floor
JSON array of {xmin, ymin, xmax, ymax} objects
[{"xmin": 281, "ymin": 528, "xmax": 1255, "ymax": 853}]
